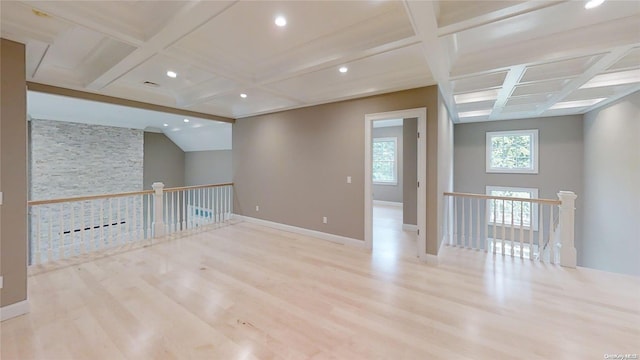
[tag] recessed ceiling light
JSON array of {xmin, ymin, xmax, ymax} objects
[
  {"xmin": 454, "ymin": 89, "xmax": 500, "ymax": 104},
  {"xmin": 548, "ymin": 98, "xmax": 606, "ymax": 110},
  {"xmin": 163, "ymin": 123, "xmax": 168, "ymax": 127},
  {"xmin": 339, "ymin": 66, "xmax": 348, "ymax": 73},
  {"xmin": 579, "ymin": 69, "xmax": 640, "ymax": 89},
  {"xmin": 183, "ymin": 118, "xmax": 189, "ymax": 123},
  {"xmin": 275, "ymin": 16, "xmax": 287, "ymax": 27},
  {"xmin": 240, "ymin": 93, "xmax": 247, "ymax": 98},
  {"xmin": 585, "ymin": 0, "xmax": 605, "ymax": 9},
  {"xmin": 166, "ymin": 70, "xmax": 177, "ymax": 78},
  {"xmin": 458, "ymin": 109, "xmax": 492, "ymax": 118}
]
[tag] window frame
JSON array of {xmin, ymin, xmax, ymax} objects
[
  {"xmin": 486, "ymin": 129, "xmax": 539, "ymax": 174},
  {"xmin": 372, "ymin": 137, "xmax": 398, "ymax": 186},
  {"xmin": 486, "ymin": 185, "xmax": 539, "ymax": 231}
]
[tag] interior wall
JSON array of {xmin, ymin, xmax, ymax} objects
[
  {"xmin": 437, "ymin": 93, "xmax": 454, "ymax": 248},
  {"xmin": 185, "ymin": 150, "xmax": 232, "ymax": 186},
  {"xmin": 233, "ymin": 86, "xmax": 441, "ymax": 254},
  {"xmin": 583, "ymin": 91, "xmax": 640, "ymax": 276},
  {"xmin": 372, "ymin": 125, "xmax": 403, "ymax": 203},
  {"xmin": 143, "ymin": 132, "xmax": 185, "ymax": 190},
  {"xmin": 0, "ymin": 39, "xmax": 28, "ymax": 308},
  {"xmin": 29, "ymin": 119, "xmax": 143, "ymax": 200},
  {"xmin": 454, "ymin": 115, "xmax": 584, "ymax": 260},
  {"xmin": 403, "ymin": 118, "xmax": 418, "ymax": 226}
]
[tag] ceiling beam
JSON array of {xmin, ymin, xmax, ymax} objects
[
  {"xmin": 489, "ymin": 65, "xmax": 526, "ymax": 119},
  {"xmin": 403, "ymin": 0, "xmax": 458, "ymax": 121},
  {"xmin": 537, "ymin": 45, "xmax": 635, "ymax": 115},
  {"xmin": 27, "ymin": 82, "xmax": 235, "ymax": 123},
  {"xmin": 85, "ymin": 1, "xmax": 238, "ymax": 91}
]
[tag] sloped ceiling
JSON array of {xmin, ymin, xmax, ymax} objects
[{"xmin": 2, "ymin": 0, "xmax": 639, "ymax": 127}]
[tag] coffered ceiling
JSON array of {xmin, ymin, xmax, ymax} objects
[{"xmin": 1, "ymin": 0, "xmax": 639, "ymax": 123}]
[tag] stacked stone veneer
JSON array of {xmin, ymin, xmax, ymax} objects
[{"xmin": 29, "ymin": 119, "xmax": 146, "ymax": 263}]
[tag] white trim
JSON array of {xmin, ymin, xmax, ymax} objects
[
  {"xmin": 402, "ymin": 224, "xmax": 418, "ymax": 231},
  {"xmin": 373, "ymin": 200, "xmax": 402, "ymax": 207},
  {"xmin": 365, "ymin": 107, "xmax": 427, "ymax": 260},
  {"xmin": 233, "ymin": 214, "xmax": 366, "ymax": 249},
  {"xmin": 1, "ymin": 300, "xmax": 30, "ymax": 321},
  {"xmin": 486, "ymin": 129, "xmax": 539, "ymax": 174}
]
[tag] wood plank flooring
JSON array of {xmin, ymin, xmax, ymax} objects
[{"xmin": 1, "ymin": 205, "xmax": 639, "ymax": 359}]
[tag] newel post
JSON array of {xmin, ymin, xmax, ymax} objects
[
  {"xmin": 558, "ymin": 191, "xmax": 577, "ymax": 268},
  {"xmin": 152, "ymin": 182, "xmax": 165, "ymax": 238}
]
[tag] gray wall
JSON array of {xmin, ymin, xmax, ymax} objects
[
  {"xmin": 233, "ymin": 86, "xmax": 443, "ymax": 255},
  {"xmin": 143, "ymin": 132, "xmax": 185, "ymax": 190},
  {"xmin": 30, "ymin": 119, "xmax": 143, "ymax": 200},
  {"xmin": 185, "ymin": 150, "xmax": 232, "ymax": 186},
  {"xmin": 454, "ymin": 115, "xmax": 584, "ymax": 259},
  {"xmin": 403, "ymin": 118, "xmax": 418, "ymax": 226},
  {"xmin": 372, "ymin": 125, "xmax": 403, "ymax": 203},
  {"xmin": 583, "ymin": 91, "xmax": 640, "ymax": 276},
  {"xmin": 1, "ymin": 39, "xmax": 28, "ymax": 308}
]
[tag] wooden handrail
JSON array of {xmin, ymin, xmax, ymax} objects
[
  {"xmin": 164, "ymin": 183, "xmax": 233, "ymax": 192},
  {"xmin": 443, "ymin": 191, "xmax": 561, "ymax": 205},
  {"xmin": 28, "ymin": 190, "xmax": 154, "ymax": 206},
  {"xmin": 28, "ymin": 183, "xmax": 234, "ymax": 206}
]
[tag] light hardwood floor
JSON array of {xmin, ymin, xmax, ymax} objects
[{"xmin": 1, "ymin": 206, "xmax": 639, "ymax": 359}]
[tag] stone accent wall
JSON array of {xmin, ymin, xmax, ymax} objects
[
  {"xmin": 28, "ymin": 119, "xmax": 145, "ymax": 263},
  {"xmin": 30, "ymin": 119, "xmax": 143, "ymax": 200}
]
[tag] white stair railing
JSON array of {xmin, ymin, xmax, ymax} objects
[
  {"xmin": 442, "ymin": 191, "xmax": 577, "ymax": 267},
  {"xmin": 28, "ymin": 182, "xmax": 234, "ymax": 266}
]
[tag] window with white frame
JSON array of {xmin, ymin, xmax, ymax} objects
[
  {"xmin": 486, "ymin": 129, "xmax": 538, "ymax": 174},
  {"xmin": 372, "ymin": 137, "xmax": 397, "ymax": 184},
  {"xmin": 486, "ymin": 186, "xmax": 539, "ymax": 230}
]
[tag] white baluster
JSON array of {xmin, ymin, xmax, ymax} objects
[
  {"xmin": 131, "ymin": 196, "xmax": 137, "ymax": 242},
  {"xmin": 501, "ymin": 199, "xmax": 506, "ymax": 255},
  {"xmin": 71, "ymin": 201, "xmax": 76, "ymax": 257},
  {"xmin": 510, "ymin": 200, "xmax": 515, "ymax": 257},
  {"xmin": 558, "ymin": 191, "xmax": 577, "ymax": 268},
  {"xmin": 538, "ymin": 204, "xmax": 544, "ymax": 262},
  {"xmin": 519, "ymin": 200, "xmax": 524, "ymax": 258},
  {"xmin": 528, "ymin": 201, "xmax": 534, "ymax": 260},
  {"xmin": 492, "ymin": 200, "xmax": 497, "ymax": 254},
  {"xmin": 484, "ymin": 199, "xmax": 489, "ymax": 253},
  {"xmin": 452, "ymin": 197, "xmax": 458, "ymax": 247},
  {"xmin": 476, "ymin": 198, "xmax": 480, "ymax": 250},
  {"xmin": 80, "ymin": 201, "xmax": 86, "ymax": 254},
  {"xmin": 461, "ymin": 197, "xmax": 466, "ymax": 248},
  {"xmin": 146, "ymin": 194, "xmax": 152, "ymax": 239},
  {"xmin": 59, "ymin": 203, "xmax": 64, "ymax": 260},
  {"xmin": 48, "ymin": 206, "xmax": 53, "ymax": 262},
  {"xmin": 549, "ymin": 204, "xmax": 555, "ymax": 264},
  {"xmin": 35, "ymin": 207, "xmax": 42, "ymax": 264},
  {"xmin": 152, "ymin": 182, "xmax": 165, "ymax": 239}
]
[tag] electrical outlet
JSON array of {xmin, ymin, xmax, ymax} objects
[
  {"xmin": 256, "ymin": 205, "xmax": 259, "ymax": 212},
  {"xmin": 322, "ymin": 216, "xmax": 328, "ymax": 224},
  {"xmin": 347, "ymin": 176, "xmax": 352, "ymax": 184}
]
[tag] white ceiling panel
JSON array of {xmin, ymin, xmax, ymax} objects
[
  {"xmin": 116, "ymin": 54, "xmax": 216, "ymax": 93},
  {"xmin": 520, "ymin": 55, "xmax": 603, "ymax": 83},
  {"xmin": 267, "ymin": 44, "xmax": 433, "ymax": 103},
  {"xmin": 169, "ymin": 1, "xmax": 413, "ymax": 81},
  {"xmin": 437, "ymin": 1, "xmax": 526, "ymax": 28},
  {"xmin": 511, "ymin": 78, "xmax": 571, "ymax": 97},
  {"xmin": 0, "ymin": 1, "xmax": 74, "ymax": 44},
  {"xmin": 607, "ymin": 47, "xmax": 640, "ymax": 71},
  {"xmin": 451, "ymin": 71, "xmax": 508, "ymax": 94},
  {"xmin": 204, "ymin": 89, "xmax": 302, "ymax": 119}
]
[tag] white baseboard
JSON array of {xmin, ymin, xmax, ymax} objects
[
  {"xmin": 372, "ymin": 200, "xmax": 403, "ymax": 207},
  {"xmin": 1, "ymin": 299, "xmax": 30, "ymax": 321},
  {"xmin": 402, "ymin": 224, "xmax": 418, "ymax": 231},
  {"xmin": 233, "ymin": 214, "xmax": 365, "ymax": 249}
]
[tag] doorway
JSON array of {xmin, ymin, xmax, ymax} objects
[{"xmin": 365, "ymin": 108, "xmax": 426, "ymax": 260}]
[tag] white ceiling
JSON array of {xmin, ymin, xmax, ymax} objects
[
  {"xmin": 28, "ymin": 91, "xmax": 231, "ymax": 152},
  {"xmin": 2, "ymin": 0, "xmax": 639, "ymax": 125}
]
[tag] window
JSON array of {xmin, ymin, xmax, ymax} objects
[
  {"xmin": 486, "ymin": 186, "xmax": 539, "ymax": 230},
  {"xmin": 486, "ymin": 129, "xmax": 538, "ymax": 173},
  {"xmin": 372, "ymin": 137, "xmax": 397, "ymax": 185}
]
